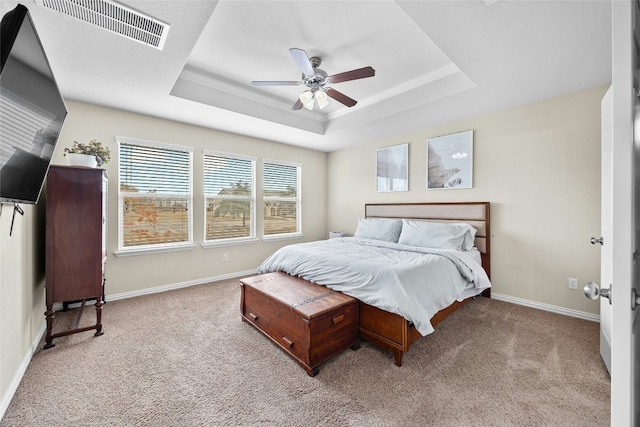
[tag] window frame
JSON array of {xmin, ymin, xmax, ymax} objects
[
  {"xmin": 115, "ymin": 136, "xmax": 195, "ymax": 257},
  {"xmin": 202, "ymin": 149, "xmax": 257, "ymax": 247},
  {"xmin": 261, "ymin": 158, "xmax": 302, "ymax": 241}
]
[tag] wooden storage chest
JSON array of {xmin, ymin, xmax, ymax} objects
[{"xmin": 240, "ymin": 272, "xmax": 359, "ymax": 376}]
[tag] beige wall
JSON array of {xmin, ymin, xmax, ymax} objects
[
  {"xmin": 327, "ymin": 86, "xmax": 606, "ymax": 315},
  {"xmin": 1, "ymin": 100, "xmax": 327, "ymax": 413},
  {"xmin": 1, "ymin": 86, "xmax": 605, "ymax": 415},
  {"xmin": 53, "ymin": 101, "xmax": 328, "ymax": 296},
  {"xmin": 0, "ymin": 201, "xmax": 46, "ymax": 411}
]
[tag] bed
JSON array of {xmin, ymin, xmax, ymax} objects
[{"xmin": 257, "ymin": 202, "xmax": 491, "ymax": 366}]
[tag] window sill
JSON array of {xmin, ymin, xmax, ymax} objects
[
  {"xmin": 262, "ymin": 233, "xmax": 304, "ymax": 242},
  {"xmin": 201, "ymin": 238, "xmax": 259, "ymax": 248},
  {"xmin": 114, "ymin": 243, "xmax": 197, "ymax": 257}
]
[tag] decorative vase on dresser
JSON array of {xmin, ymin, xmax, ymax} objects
[
  {"xmin": 44, "ymin": 165, "xmax": 107, "ymax": 348},
  {"xmin": 65, "ymin": 153, "xmax": 97, "ymax": 168}
]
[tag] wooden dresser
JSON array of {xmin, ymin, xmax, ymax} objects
[
  {"xmin": 240, "ymin": 272, "xmax": 359, "ymax": 376},
  {"xmin": 44, "ymin": 165, "xmax": 107, "ymax": 348}
]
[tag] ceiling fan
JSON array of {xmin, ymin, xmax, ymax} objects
[{"xmin": 251, "ymin": 48, "xmax": 375, "ymax": 111}]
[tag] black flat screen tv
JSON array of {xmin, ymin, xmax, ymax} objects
[{"xmin": 0, "ymin": 4, "xmax": 67, "ymax": 204}]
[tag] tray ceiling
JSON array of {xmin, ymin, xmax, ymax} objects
[{"xmin": 0, "ymin": 0, "xmax": 612, "ymax": 152}]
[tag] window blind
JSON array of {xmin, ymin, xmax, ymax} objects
[
  {"xmin": 118, "ymin": 139, "xmax": 193, "ymax": 249},
  {"xmin": 204, "ymin": 152, "xmax": 255, "ymax": 241},
  {"xmin": 263, "ymin": 162, "xmax": 298, "ymax": 197},
  {"xmin": 119, "ymin": 143, "xmax": 190, "ymax": 194},
  {"xmin": 204, "ymin": 154, "xmax": 253, "ymax": 196},
  {"xmin": 262, "ymin": 160, "xmax": 300, "ymax": 236}
]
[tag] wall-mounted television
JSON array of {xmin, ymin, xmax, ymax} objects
[{"xmin": 0, "ymin": 3, "xmax": 67, "ymax": 204}]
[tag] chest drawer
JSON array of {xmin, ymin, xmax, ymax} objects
[{"xmin": 242, "ymin": 284, "xmax": 310, "ymax": 361}]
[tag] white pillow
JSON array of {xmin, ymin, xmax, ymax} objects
[
  {"xmin": 398, "ymin": 219, "xmax": 476, "ymax": 251},
  {"xmin": 461, "ymin": 226, "xmax": 478, "ymax": 251},
  {"xmin": 354, "ymin": 218, "xmax": 403, "ymax": 243}
]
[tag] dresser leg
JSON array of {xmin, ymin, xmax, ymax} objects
[
  {"xmin": 94, "ymin": 299, "xmax": 104, "ymax": 337},
  {"xmin": 44, "ymin": 305, "xmax": 55, "ymax": 349}
]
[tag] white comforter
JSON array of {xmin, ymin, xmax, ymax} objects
[{"xmin": 257, "ymin": 237, "xmax": 491, "ymax": 336}]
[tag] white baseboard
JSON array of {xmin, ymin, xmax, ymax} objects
[
  {"xmin": 105, "ymin": 269, "xmax": 257, "ymax": 302},
  {"xmin": 491, "ymin": 293, "xmax": 600, "ymax": 323},
  {"xmin": 1, "ymin": 321, "xmax": 46, "ymax": 421}
]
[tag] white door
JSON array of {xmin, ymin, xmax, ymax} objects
[
  {"xmin": 589, "ymin": 2, "xmax": 638, "ymax": 424},
  {"xmin": 597, "ymin": 87, "xmax": 613, "ymax": 375},
  {"xmin": 610, "ymin": 1, "xmax": 638, "ymax": 424}
]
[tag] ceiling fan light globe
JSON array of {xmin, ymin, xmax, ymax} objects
[
  {"xmin": 299, "ymin": 90, "xmax": 315, "ymax": 110},
  {"xmin": 299, "ymin": 90, "xmax": 313, "ymax": 103},
  {"xmin": 315, "ymin": 91, "xmax": 329, "ymax": 109}
]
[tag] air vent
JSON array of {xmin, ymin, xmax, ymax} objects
[{"xmin": 36, "ymin": 0, "xmax": 170, "ymax": 50}]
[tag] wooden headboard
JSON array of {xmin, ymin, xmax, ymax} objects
[{"xmin": 365, "ymin": 202, "xmax": 491, "ymax": 279}]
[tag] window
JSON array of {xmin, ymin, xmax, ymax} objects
[
  {"xmin": 204, "ymin": 150, "xmax": 256, "ymax": 243},
  {"xmin": 117, "ymin": 137, "xmax": 193, "ymax": 252},
  {"xmin": 262, "ymin": 159, "xmax": 301, "ymax": 237}
]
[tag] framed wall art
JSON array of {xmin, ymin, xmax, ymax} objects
[
  {"xmin": 427, "ymin": 131, "xmax": 473, "ymax": 189},
  {"xmin": 376, "ymin": 143, "xmax": 408, "ymax": 192}
]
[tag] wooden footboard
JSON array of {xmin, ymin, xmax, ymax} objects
[{"xmin": 359, "ymin": 297, "xmax": 472, "ymax": 367}]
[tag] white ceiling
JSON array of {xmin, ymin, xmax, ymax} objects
[{"xmin": 1, "ymin": 0, "xmax": 612, "ymax": 152}]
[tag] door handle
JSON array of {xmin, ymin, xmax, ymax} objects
[
  {"xmin": 632, "ymin": 289, "xmax": 640, "ymax": 311},
  {"xmin": 584, "ymin": 282, "xmax": 611, "ymax": 304},
  {"xmin": 590, "ymin": 237, "xmax": 604, "ymax": 245}
]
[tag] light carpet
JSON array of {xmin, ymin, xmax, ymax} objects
[{"xmin": 1, "ymin": 277, "xmax": 610, "ymax": 426}]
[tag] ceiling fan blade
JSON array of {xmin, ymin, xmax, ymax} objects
[
  {"xmin": 289, "ymin": 48, "xmax": 315, "ymax": 77},
  {"xmin": 251, "ymin": 80, "xmax": 300, "ymax": 86},
  {"xmin": 291, "ymin": 99, "xmax": 303, "ymax": 110},
  {"xmin": 328, "ymin": 66, "xmax": 375, "ymax": 84},
  {"xmin": 326, "ymin": 88, "xmax": 357, "ymax": 107}
]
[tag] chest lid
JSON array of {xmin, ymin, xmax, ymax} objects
[{"xmin": 240, "ymin": 272, "xmax": 355, "ymax": 319}]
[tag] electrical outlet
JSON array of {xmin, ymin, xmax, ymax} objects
[
  {"xmin": 568, "ymin": 277, "xmax": 578, "ymax": 290},
  {"xmin": 223, "ymin": 253, "xmax": 228, "ymax": 262}
]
